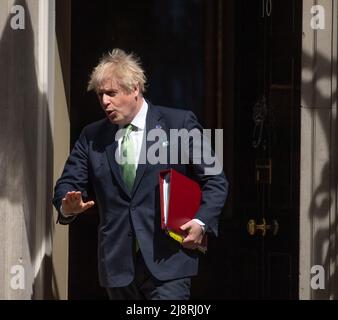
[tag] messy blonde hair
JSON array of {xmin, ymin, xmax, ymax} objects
[{"xmin": 87, "ymin": 48, "xmax": 147, "ymax": 94}]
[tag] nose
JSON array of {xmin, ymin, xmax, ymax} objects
[{"xmin": 102, "ymin": 93, "xmax": 110, "ymax": 107}]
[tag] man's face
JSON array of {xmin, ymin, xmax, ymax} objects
[{"xmin": 97, "ymin": 79, "xmax": 141, "ymax": 126}]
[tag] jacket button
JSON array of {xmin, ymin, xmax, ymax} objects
[{"xmin": 131, "ymin": 207, "xmax": 136, "ymax": 211}]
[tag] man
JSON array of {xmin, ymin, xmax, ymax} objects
[{"xmin": 53, "ymin": 48, "xmax": 228, "ymax": 300}]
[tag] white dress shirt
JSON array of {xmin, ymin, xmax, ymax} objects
[{"xmin": 117, "ymin": 98, "xmax": 148, "ymax": 167}]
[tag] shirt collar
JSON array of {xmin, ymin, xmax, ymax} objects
[
  {"xmin": 131, "ymin": 98, "xmax": 148, "ymax": 130},
  {"xmin": 118, "ymin": 98, "xmax": 148, "ymax": 131}
]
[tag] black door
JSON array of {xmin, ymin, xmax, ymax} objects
[
  {"xmin": 232, "ymin": 0, "xmax": 302, "ymax": 299},
  {"xmin": 66, "ymin": 0, "xmax": 301, "ymax": 299}
]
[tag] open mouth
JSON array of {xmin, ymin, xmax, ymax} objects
[{"xmin": 107, "ymin": 110, "xmax": 116, "ymax": 117}]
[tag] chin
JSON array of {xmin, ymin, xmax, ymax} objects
[
  {"xmin": 108, "ymin": 117, "xmax": 124, "ymax": 126},
  {"xmin": 109, "ymin": 119, "xmax": 119, "ymax": 125},
  {"xmin": 107, "ymin": 114, "xmax": 118, "ymax": 122}
]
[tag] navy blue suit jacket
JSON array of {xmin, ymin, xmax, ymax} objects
[{"xmin": 53, "ymin": 102, "xmax": 228, "ymax": 287}]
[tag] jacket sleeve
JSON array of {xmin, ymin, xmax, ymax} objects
[
  {"xmin": 52, "ymin": 128, "xmax": 90, "ymax": 225},
  {"xmin": 183, "ymin": 111, "xmax": 229, "ymax": 236}
]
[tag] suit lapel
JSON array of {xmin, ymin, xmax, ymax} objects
[
  {"xmin": 131, "ymin": 103, "xmax": 164, "ymax": 197},
  {"xmin": 104, "ymin": 122, "xmax": 131, "ymax": 197}
]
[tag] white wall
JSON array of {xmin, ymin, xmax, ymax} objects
[
  {"xmin": 300, "ymin": 0, "xmax": 338, "ymax": 299},
  {"xmin": 0, "ymin": 0, "xmax": 55, "ymax": 299}
]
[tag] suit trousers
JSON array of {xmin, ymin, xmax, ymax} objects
[{"xmin": 106, "ymin": 251, "xmax": 191, "ymax": 300}]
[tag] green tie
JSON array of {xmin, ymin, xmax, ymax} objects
[
  {"xmin": 121, "ymin": 124, "xmax": 138, "ymax": 251},
  {"xmin": 121, "ymin": 124, "xmax": 136, "ymax": 192}
]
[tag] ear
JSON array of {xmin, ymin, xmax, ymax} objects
[{"xmin": 133, "ymin": 85, "xmax": 140, "ymax": 97}]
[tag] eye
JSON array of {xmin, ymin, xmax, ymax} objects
[
  {"xmin": 107, "ymin": 91, "xmax": 117, "ymax": 97},
  {"xmin": 97, "ymin": 90, "xmax": 118, "ymax": 98}
]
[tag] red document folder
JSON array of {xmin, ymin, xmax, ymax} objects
[{"xmin": 159, "ymin": 169, "xmax": 207, "ymax": 253}]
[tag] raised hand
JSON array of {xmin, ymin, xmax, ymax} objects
[{"xmin": 61, "ymin": 191, "xmax": 95, "ymax": 216}]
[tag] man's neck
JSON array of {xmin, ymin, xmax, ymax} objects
[
  {"xmin": 129, "ymin": 96, "xmax": 144, "ymax": 122},
  {"xmin": 119, "ymin": 96, "xmax": 144, "ymax": 128}
]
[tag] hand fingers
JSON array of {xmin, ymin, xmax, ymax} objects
[
  {"xmin": 61, "ymin": 197, "xmax": 78, "ymax": 215},
  {"xmin": 180, "ymin": 221, "xmax": 193, "ymax": 232},
  {"xmin": 65, "ymin": 191, "xmax": 82, "ymax": 203},
  {"xmin": 70, "ymin": 192, "xmax": 80, "ymax": 202},
  {"xmin": 75, "ymin": 191, "xmax": 82, "ymax": 200},
  {"xmin": 182, "ymin": 232, "xmax": 202, "ymax": 248},
  {"xmin": 65, "ymin": 192, "xmax": 75, "ymax": 201},
  {"xmin": 63, "ymin": 192, "xmax": 83, "ymax": 213},
  {"xmin": 61, "ymin": 197, "xmax": 69, "ymax": 206},
  {"xmin": 82, "ymin": 201, "xmax": 95, "ymax": 211},
  {"xmin": 182, "ymin": 234, "xmax": 194, "ymax": 244}
]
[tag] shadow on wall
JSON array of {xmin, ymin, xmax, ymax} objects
[
  {"xmin": 302, "ymin": 49, "xmax": 338, "ymax": 299},
  {"xmin": 0, "ymin": 0, "xmax": 54, "ymax": 299}
]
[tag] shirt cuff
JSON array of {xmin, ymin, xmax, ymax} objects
[{"xmin": 193, "ymin": 219, "xmax": 205, "ymax": 232}]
